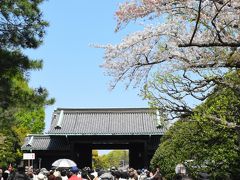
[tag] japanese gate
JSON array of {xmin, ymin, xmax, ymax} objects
[{"xmin": 22, "ymin": 108, "xmax": 163, "ymax": 169}]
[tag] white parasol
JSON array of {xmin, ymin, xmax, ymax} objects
[{"xmin": 52, "ymin": 158, "xmax": 77, "ymax": 168}]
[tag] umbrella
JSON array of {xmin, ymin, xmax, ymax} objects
[{"xmin": 52, "ymin": 159, "xmax": 77, "ymax": 168}]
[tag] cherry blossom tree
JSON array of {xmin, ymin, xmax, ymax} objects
[{"xmin": 97, "ymin": 0, "xmax": 240, "ymax": 129}]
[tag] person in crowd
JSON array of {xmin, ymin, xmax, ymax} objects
[
  {"xmin": 2, "ymin": 171, "xmax": 9, "ymax": 180},
  {"xmin": 47, "ymin": 171, "xmax": 55, "ymax": 180},
  {"xmin": 60, "ymin": 170, "xmax": 68, "ymax": 180},
  {"xmin": 26, "ymin": 171, "xmax": 34, "ymax": 180},
  {"xmin": 68, "ymin": 167, "xmax": 81, "ymax": 180},
  {"xmin": 90, "ymin": 171, "xmax": 98, "ymax": 180},
  {"xmin": 128, "ymin": 168, "xmax": 137, "ymax": 180},
  {"xmin": 40, "ymin": 169, "xmax": 49, "ymax": 177},
  {"xmin": 111, "ymin": 171, "xmax": 121, "ymax": 180},
  {"xmin": 81, "ymin": 172, "xmax": 92, "ymax": 180},
  {"xmin": 150, "ymin": 167, "xmax": 162, "ymax": 180},
  {"xmin": 54, "ymin": 171, "xmax": 62, "ymax": 180},
  {"xmin": 32, "ymin": 169, "xmax": 39, "ymax": 180},
  {"xmin": 37, "ymin": 173, "xmax": 47, "ymax": 180},
  {"xmin": 120, "ymin": 170, "xmax": 129, "ymax": 180},
  {"xmin": 12, "ymin": 166, "xmax": 30, "ymax": 180},
  {"xmin": 137, "ymin": 169, "xmax": 147, "ymax": 180},
  {"xmin": 6, "ymin": 165, "xmax": 15, "ymax": 180}
]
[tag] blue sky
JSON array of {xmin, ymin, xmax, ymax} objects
[{"xmin": 25, "ymin": 1, "xmax": 148, "ymax": 131}]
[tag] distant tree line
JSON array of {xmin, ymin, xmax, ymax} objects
[{"xmin": 92, "ymin": 150, "xmax": 129, "ymax": 170}]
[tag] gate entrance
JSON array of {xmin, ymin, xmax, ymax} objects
[
  {"xmin": 22, "ymin": 108, "xmax": 163, "ymax": 169},
  {"xmin": 92, "ymin": 149, "xmax": 129, "ymax": 169},
  {"xmin": 71, "ymin": 139, "xmax": 146, "ymax": 169}
]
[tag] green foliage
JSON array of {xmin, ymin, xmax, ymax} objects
[
  {"xmin": 107, "ymin": 150, "xmax": 129, "ymax": 168},
  {"xmin": 92, "ymin": 150, "xmax": 129, "ymax": 170},
  {"xmin": 0, "ymin": 49, "xmax": 42, "ymax": 109},
  {"xmin": 0, "ymin": 0, "xmax": 48, "ymax": 49},
  {"xmin": 92, "ymin": 150, "xmax": 100, "ymax": 169},
  {"xmin": 0, "ymin": 0, "xmax": 54, "ymax": 167},
  {"xmin": 0, "ymin": 71, "xmax": 54, "ymax": 129},
  {"xmin": 92, "ymin": 150, "xmax": 99, "ymax": 157},
  {"xmin": 150, "ymin": 82, "xmax": 240, "ymax": 179},
  {"xmin": 0, "ymin": 77, "xmax": 54, "ymax": 167},
  {"xmin": 93, "ymin": 154, "xmax": 109, "ymax": 170},
  {"xmin": 0, "ymin": 130, "xmax": 21, "ymax": 168},
  {"xmin": 151, "ymin": 120, "xmax": 239, "ymax": 179}
]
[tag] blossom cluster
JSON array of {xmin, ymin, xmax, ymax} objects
[
  {"xmin": 96, "ymin": 0, "xmax": 240, "ymax": 119},
  {"xmin": 98, "ymin": 0, "xmax": 240, "ymax": 87}
]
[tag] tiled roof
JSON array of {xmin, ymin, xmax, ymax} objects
[
  {"xmin": 47, "ymin": 108, "xmax": 163, "ymax": 135},
  {"xmin": 21, "ymin": 135, "xmax": 69, "ymax": 151}
]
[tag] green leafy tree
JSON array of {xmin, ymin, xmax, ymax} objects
[
  {"xmin": 93, "ymin": 154, "xmax": 110, "ymax": 170},
  {"xmin": 0, "ymin": 76, "xmax": 54, "ymax": 167},
  {"xmin": 0, "ymin": 0, "xmax": 51, "ymax": 129},
  {"xmin": 0, "ymin": 130, "xmax": 19, "ymax": 168},
  {"xmin": 92, "ymin": 150, "xmax": 100, "ymax": 169},
  {"xmin": 93, "ymin": 150, "xmax": 129, "ymax": 170},
  {"xmin": 0, "ymin": 0, "xmax": 48, "ymax": 49},
  {"xmin": 106, "ymin": 150, "xmax": 129, "ymax": 169},
  {"xmin": 0, "ymin": 0, "xmax": 54, "ymax": 167},
  {"xmin": 151, "ymin": 83, "xmax": 240, "ymax": 179}
]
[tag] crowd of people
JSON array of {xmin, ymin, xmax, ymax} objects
[
  {"xmin": 0, "ymin": 165, "xmax": 168, "ymax": 180},
  {"xmin": 0, "ymin": 165, "xmax": 194, "ymax": 180}
]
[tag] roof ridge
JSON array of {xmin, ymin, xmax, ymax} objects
[{"xmin": 54, "ymin": 107, "xmax": 151, "ymax": 112}]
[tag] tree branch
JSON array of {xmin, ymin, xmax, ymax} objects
[
  {"xmin": 178, "ymin": 42, "xmax": 240, "ymax": 47},
  {"xmin": 189, "ymin": 0, "xmax": 202, "ymax": 45}
]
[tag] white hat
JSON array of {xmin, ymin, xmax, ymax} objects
[
  {"xmin": 40, "ymin": 168, "xmax": 49, "ymax": 175},
  {"xmin": 37, "ymin": 173, "xmax": 46, "ymax": 180},
  {"xmin": 4, "ymin": 170, "xmax": 10, "ymax": 174},
  {"xmin": 91, "ymin": 172, "xmax": 98, "ymax": 178},
  {"xmin": 53, "ymin": 171, "xmax": 61, "ymax": 177}
]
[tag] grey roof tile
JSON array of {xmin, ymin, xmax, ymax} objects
[
  {"xmin": 21, "ymin": 135, "xmax": 69, "ymax": 151},
  {"xmin": 47, "ymin": 108, "xmax": 163, "ymax": 135}
]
